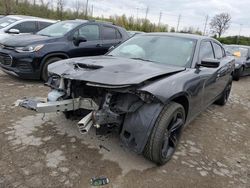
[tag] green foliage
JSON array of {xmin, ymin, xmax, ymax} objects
[
  {"xmin": 0, "ymin": 0, "xmax": 168, "ymax": 32},
  {"xmin": 217, "ymin": 36, "xmax": 250, "ymax": 46}
]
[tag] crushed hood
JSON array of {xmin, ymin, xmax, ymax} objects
[{"xmin": 48, "ymin": 56, "xmax": 186, "ymax": 86}]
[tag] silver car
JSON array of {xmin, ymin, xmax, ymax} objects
[{"xmin": 0, "ymin": 15, "xmax": 56, "ymax": 40}]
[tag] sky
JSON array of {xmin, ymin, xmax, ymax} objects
[{"xmin": 60, "ymin": 0, "xmax": 250, "ymax": 36}]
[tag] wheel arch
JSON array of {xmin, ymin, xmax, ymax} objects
[
  {"xmin": 41, "ymin": 52, "xmax": 70, "ymax": 68},
  {"xmin": 171, "ymin": 94, "xmax": 189, "ymax": 120}
]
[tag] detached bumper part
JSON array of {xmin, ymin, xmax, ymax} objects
[{"xmin": 19, "ymin": 97, "xmax": 99, "ymax": 113}]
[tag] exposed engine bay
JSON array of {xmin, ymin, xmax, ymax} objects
[{"xmin": 19, "ymin": 75, "xmax": 163, "ymax": 153}]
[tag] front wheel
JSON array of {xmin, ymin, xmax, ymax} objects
[
  {"xmin": 41, "ymin": 57, "xmax": 63, "ymax": 81},
  {"xmin": 143, "ymin": 102, "xmax": 185, "ymax": 165}
]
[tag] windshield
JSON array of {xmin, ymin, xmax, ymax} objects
[
  {"xmin": 0, "ymin": 17, "xmax": 18, "ymax": 29},
  {"xmin": 108, "ymin": 35, "xmax": 196, "ymax": 67},
  {"xmin": 225, "ymin": 46, "xmax": 249, "ymax": 57},
  {"xmin": 37, "ymin": 21, "xmax": 81, "ymax": 37}
]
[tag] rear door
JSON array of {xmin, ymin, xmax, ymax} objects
[
  {"xmin": 68, "ymin": 23, "xmax": 104, "ymax": 57},
  {"xmin": 101, "ymin": 25, "xmax": 123, "ymax": 53},
  {"xmin": 198, "ymin": 40, "xmax": 221, "ymax": 107},
  {"xmin": 212, "ymin": 42, "xmax": 230, "ymax": 94}
]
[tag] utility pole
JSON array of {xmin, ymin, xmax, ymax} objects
[
  {"xmin": 176, "ymin": 14, "xmax": 181, "ymax": 32},
  {"xmin": 203, "ymin": 15, "xmax": 209, "ymax": 35},
  {"xmin": 91, "ymin": 5, "xmax": 94, "ymax": 17},
  {"xmin": 136, "ymin": 8, "xmax": 139, "ymax": 20},
  {"xmin": 145, "ymin": 7, "xmax": 149, "ymax": 21},
  {"xmin": 237, "ymin": 24, "xmax": 243, "ymax": 44},
  {"xmin": 158, "ymin": 12, "xmax": 162, "ymax": 26},
  {"xmin": 85, "ymin": 0, "xmax": 89, "ymax": 17}
]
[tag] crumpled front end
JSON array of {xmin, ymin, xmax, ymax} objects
[{"xmin": 19, "ymin": 75, "xmax": 164, "ymax": 153}]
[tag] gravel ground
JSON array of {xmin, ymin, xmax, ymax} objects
[{"xmin": 0, "ymin": 70, "xmax": 249, "ymax": 188}]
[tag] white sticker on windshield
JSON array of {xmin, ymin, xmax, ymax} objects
[{"xmin": 62, "ymin": 23, "xmax": 74, "ymax": 29}]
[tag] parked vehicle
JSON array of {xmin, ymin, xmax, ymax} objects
[
  {"xmin": 224, "ymin": 45, "xmax": 250, "ymax": 81},
  {"xmin": 0, "ymin": 20, "xmax": 129, "ymax": 80},
  {"xmin": 0, "ymin": 15, "xmax": 56, "ymax": 39},
  {"xmin": 19, "ymin": 33, "xmax": 234, "ymax": 165},
  {"xmin": 127, "ymin": 30, "xmax": 145, "ymax": 37}
]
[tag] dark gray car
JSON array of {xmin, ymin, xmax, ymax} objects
[
  {"xmin": 224, "ymin": 45, "xmax": 250, "ymax": 80},
  {"xmin": 19, "ymin": 33, "xmax": 234, "ymax": 165}
]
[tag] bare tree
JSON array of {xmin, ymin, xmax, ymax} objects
[
  {"xmin": 210, "ymin": 13, "xmax": 231, "ymax": 38},
  {"xmin": 3, "ymin": 0, "xmax": 12, "ymax": 15},
  {"xmin": 73, "ymin": 0, "xmax": 83, "ymax": 18},
  {"xmin": 40, "ymin": 0, "xmax": 50, "ymax": 8},
  {"xmin": 57, "ymin": 0, "xmax": 65, "ymax": 19}
]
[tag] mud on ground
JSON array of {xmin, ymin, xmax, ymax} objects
[{"xmin": 0, "ymin": 70, "xmax": 249, "ymax": 188}]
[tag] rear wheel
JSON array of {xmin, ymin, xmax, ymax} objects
[
  {"xmin": 143, "ymin": 102, "xmax": 185, "ymax": 165},
  {"xmin": 233, "ymin": 66, "xmax": 243, "ymax": 81},
  {"xmin": 215, "ymin": 79, "xmax": 232, "ymax": 106},
  {"xmin": 41, "ymin": 57, "xmax": 63, "ymax": 81}
]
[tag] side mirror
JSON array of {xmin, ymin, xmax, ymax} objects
[
  {"xmin": 73, "ymin": 36, "xmax": 87, "ymax": 46},
  {"xmin": 198, "ymin": 58, "xmax": 220, "ymax": 68},
  {"xmin": 8, "ymin": 29, "xmax": 20, "ymax": 34},
  {"xmin": 108, "ymin": 46, "xmax": 115, "ymax": 51}
]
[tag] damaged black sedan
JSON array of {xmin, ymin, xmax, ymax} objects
[{"xmin": 19, "ymin": 33, "xmax": 235, "ymax": 165}]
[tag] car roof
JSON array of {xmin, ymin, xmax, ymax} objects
[
  {"xmin": 5, "ymin": 15, "xmax": 56, "ymax": 22},
  {"xmin": 141, "ymin": 32, "xmax": 214, "ymax": 41},
  {"xmin": 225, "ymin": 44, "xmax": 250, "ymax": 49}
]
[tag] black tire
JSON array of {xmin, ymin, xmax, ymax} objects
[
  {"xmin": 41, "ymin": 57, "xmax": 62, "ymax": 81},
  {"xmin": 215, "ymin": 78, "xmax": 232, "ymax": 106},
  {"xmin": 143, "ymin": 102, "xmax": 185, "ymax": 165},
  {"xmin": 233, "ymin": 67, "xmax": 243, "ymax": 81}
]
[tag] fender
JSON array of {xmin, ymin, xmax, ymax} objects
[{"xmin": 40, "ymin": 52, "xmax": 70, "ymax": 70}]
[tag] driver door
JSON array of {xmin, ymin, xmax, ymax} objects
[{"xmin": 68, "ymin": 24, "xmax": 104, "ymax": 57}]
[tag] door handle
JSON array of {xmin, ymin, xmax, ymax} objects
[{"xmin": 96, "ymin": 44, "xmax": 102, "ymax": 47}]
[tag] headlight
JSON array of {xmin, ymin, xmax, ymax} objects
[{"xmin": 15, "ymin": 44, "xmax": 44, "ymax": 53}]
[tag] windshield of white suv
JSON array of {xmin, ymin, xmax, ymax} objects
[
  {"xmin": 37, "ymin": 21, "xmax": 81, "ymax": 37},
  {"xmin": 108, "ymin": 35, "xmax": 197, "ymax": 67},
  {"xmin": 0, "ymin": 17, "xmax": 18, "ymax": 29}
]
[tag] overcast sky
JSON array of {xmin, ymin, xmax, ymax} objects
[{"xmin": 65, "ymin": 0, "xmax": 250, "ymax": 36}]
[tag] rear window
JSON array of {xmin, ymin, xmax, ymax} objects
[
  {"xmin": 102, "ymin": 26, "xmax": 122, "ymax": 40},
  {"xmin": 38, "ymin": 21, "xmax": 53, "ymax": 31},
  {"xmin": 213, "ymin": 43, "xmax": 223, "ymax": 59}
]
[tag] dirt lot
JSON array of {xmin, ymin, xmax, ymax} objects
[{"xmin": 0, "ymin": 70, "xmax": 249, "ymax": 188}]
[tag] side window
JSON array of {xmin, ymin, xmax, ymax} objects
[
  {"xmin": 74, "ymin": 25, "xmax": 100, "ymax": 41},
  {"xmin": 38, "ymin": 22, "xmax": 52, "ymax": 31},
  {"xmin": 199, "ymin": 41, "xmax": 214, "ymax": 60},
  {"xmin": 213, "ymin": 43, "xmax": 223, "ymax": 59},
  {"xmin": 10, "ymin": 21, "xmax": 37, "ymax": 33},
  {"xmin": 102, "ymin": 26, "xmax": 121, "ymax": 40}
]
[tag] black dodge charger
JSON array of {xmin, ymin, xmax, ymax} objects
[{"xmin": 19, "ymin": 33, "xmax": 235, "ymax": 165}]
